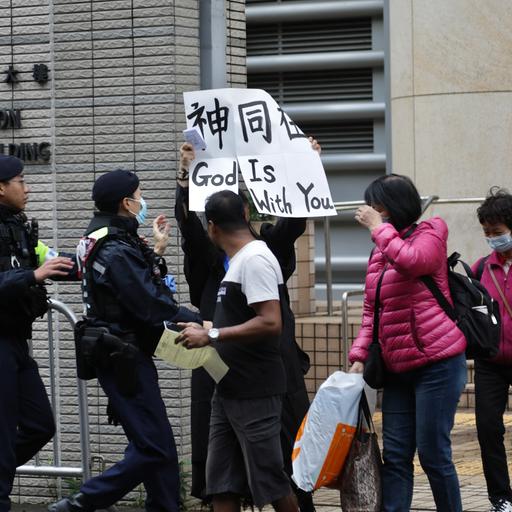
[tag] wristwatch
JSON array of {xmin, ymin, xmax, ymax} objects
[{"xmin": 208, "ymin": 328, "xmax": 220, "ymax": 343}]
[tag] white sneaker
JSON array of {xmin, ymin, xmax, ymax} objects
[{"xmin": 490, "ymin": 499, "xmax": 512, "ymax": 512}]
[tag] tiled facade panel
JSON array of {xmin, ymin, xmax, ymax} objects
[{"xmin": 0, "ymin": 0, "xmax": 246, "ymax": 505}]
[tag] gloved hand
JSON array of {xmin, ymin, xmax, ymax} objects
[
  {"xmin": 163, "ymin": 274, "xmax": 177, "ymax": 293},
  {"xmin": 106, "ymin": 399, "xmax": 120, "ymax": 427}
]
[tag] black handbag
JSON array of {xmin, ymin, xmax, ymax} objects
[
  {"xmin": 363, "ymin": 267, "xmax": 387, "ymax": 389},
  {"xmin": 340, "ymin": 393, "xmax": 382, "ymax": 512}
]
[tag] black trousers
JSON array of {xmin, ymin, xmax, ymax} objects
[
  {"xmin": 190, "ymin": 368, "xmax": 215, "ymax": 501},
  {"xmin": 0, "ymin": 336, "xmax": 55, "ymax": 512},
  {"xmin": 81, "ymin": 351, "xmax": 180, "ymax": 512},
  {"xmin": 281, "ymin": 388, "xmax": 314, "ymax": 512},
  {"xmin": 475, "ymin": 359, "xmax": 512, "ymax": 502}
]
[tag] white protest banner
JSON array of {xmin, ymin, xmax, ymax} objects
[
  {"xmin": 183, "ymin": 88, "xmax": 336, "ymax": 217},
  {"xmin": 186, "ymin": 158, "xmax": 238, "ymax": 214}
]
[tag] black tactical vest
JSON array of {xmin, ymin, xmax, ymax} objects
[
  {"xmin": 0, "ymin": 210, "xmax": 38, "ymax": 271},
  {"xmin": 0, "ymin": 208, "xmax": 49, "ymax": 336},
  {"xmin": 79, "ymin": 217, "xmax": 166, "ymax": 325}
]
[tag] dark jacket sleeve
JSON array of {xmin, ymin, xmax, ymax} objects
[
  {"xmin": 260, "ymin": 218, "xmax": 307, "ymax": 282},
  {"xmin": 175, "ymin": 184, "xmax": 210, "ymax": 251},
  {"xmin": 0, "ymin": 268, "xmax": 36, "ymax": 304},
  {"xmin": 104, "ymin": 244, "xmax": 202, "ymax": 327},
  {"xmin": 175, "ymin": 183, "xmax": 220, "ymax": 308},
  {"xmin": 262, "ymin": 218, "xmax": 307, "ymax": 247}
]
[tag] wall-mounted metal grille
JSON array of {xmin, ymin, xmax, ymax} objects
[
  {"xmin": 299, "ymin": 121, "xmax": 374, "ymax": 153},
  {"xmin": 248, "ymin": 68, "xmax": 373, "ymax": 103},
  {"xmin": 246, "ymin": 0, "xmax": 386, "ymax": 297},
  {"xmin": 247, "ymin": 18, "xmax": 372, "ymax": 55}
]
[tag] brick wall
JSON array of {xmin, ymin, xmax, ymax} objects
[{"xmin": 0, "ymin": 0, "xmax": 246, "ymax": 505}]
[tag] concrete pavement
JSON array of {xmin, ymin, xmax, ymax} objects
[
  {"xmin": 312, "ymin": 411, "xmax": 512, "ymax": 512},
  {"xmin": 12, "ymin": 411, "xmax": 510, "ymax": 512}
]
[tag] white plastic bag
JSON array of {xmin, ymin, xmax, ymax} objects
[{"xmin": 291, "ymin": 371, "xmax": 373, "ymax": 491}]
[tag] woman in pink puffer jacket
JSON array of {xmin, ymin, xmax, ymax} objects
[{"xmin": 349, "ymin": 174, "xmax": 467, "ymax": 512}]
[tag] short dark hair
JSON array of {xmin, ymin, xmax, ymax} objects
[
  {"xmin": 477, "ymin": 187, "xmax": 512, "ymax": 229},
  {"xmin": 205, "ymin": 190, "xmax": 248, "ymax": 233},
  {"xmin": 94, "ymin": 200, "xmax": 120, "ymax": 214},
  {"xmin": 95, "ymin": 193, "xmax": 134, "ymax": 214},
  {"xmin": 364, "ymin": 174, "xmax": 422, "ymax": 230}
]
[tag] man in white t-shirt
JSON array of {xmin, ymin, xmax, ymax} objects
[{"xmin": 177, "ymin": 190, "xmax": 298, "ymax": 512}]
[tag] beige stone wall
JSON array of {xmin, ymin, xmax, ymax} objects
[
  {"xmin": 1, "ymin": 0, "xmax": 247, "ymax": 505},
  {"xmin": 389, "ymin": 0, "xmax": 512, "ymax": 264}
]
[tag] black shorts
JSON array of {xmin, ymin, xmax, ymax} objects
[{"xmin": 205, "ymin": 392, "xmax": 292, "ymax": 508}]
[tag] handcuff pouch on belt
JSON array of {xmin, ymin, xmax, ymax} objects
[{"xmin": 74, "ymin": 320, "xmax": 139, "ymax": 397}]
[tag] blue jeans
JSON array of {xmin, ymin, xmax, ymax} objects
[{"xmin": 381, "ymin": 353, "xmax": 467, "ymax": 512}]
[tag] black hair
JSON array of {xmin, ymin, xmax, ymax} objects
[
  {"xmin": 237, "ymin": 188, "xmax": 261, "ymax": 239},
  {"xmin": 205, "ymin": 190, "xmax": 248, "ymax": 233},
  {"xmin": 364, "ymin": 173, "xmax": 422, "ymax": 230},
  {"xmin": 477, "ymin": 187, "xmax": 512, "ymax": 229},
  {"xmin": 95, "ymin": 194, "xmax": 134, "ymax": 214},
  {"xmin": 94, "ymin": 200, "xmax": 119, "ymax": 214}
]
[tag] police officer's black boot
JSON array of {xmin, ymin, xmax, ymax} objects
[{"xmin": 48, "ymin": 492, "xmax": 95, "ymax": 512}]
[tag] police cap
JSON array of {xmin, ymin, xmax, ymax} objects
[
  {"xmin": 0, "ymin": 155, "xmax": 23, "ymax": 182},
  {"xmin": 92, "ymin": 169, "xmax": 139, "ymax": 203}
]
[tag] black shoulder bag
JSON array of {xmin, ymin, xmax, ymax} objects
[
  {"xmin": 363, "ymin": 267, "xmax": 387, "ymax": 389},
  {"xmin": 362, "ymin": 225, "xmax": 417, "ymax": 388}
]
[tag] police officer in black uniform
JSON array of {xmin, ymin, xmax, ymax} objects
[
  {"xmin": 49, "ymin": 169, "xmax": 203, "ymax": 512},
  {"xmin": 0, "ymin": 155, "xmax": 75, "ymax": 512}
]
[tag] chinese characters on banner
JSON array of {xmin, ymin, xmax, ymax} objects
[{"xmin": 183, "ymin": 88, "xmax": 336, "ymax": 218}]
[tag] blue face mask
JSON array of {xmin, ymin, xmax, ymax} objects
[
  {"xmin": 486, "ymin": 232, "xmax": 512, "ymax": 253},
  {"xmin": 128, "ymin": 196, "xmax": 148, "ymax": 225}
]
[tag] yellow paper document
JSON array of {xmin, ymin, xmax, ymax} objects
[{"xmin": 155, "ymin": 327, "xmax": 229, "ymax": 383}]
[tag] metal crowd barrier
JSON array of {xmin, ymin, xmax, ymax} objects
[
  {"xmin": 17, "ymin": 299, "xmax": 92, "ymax": 483},
  {"xmin": 340, "ymin": 289, "xmax": 364, "ymax": 371}
]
